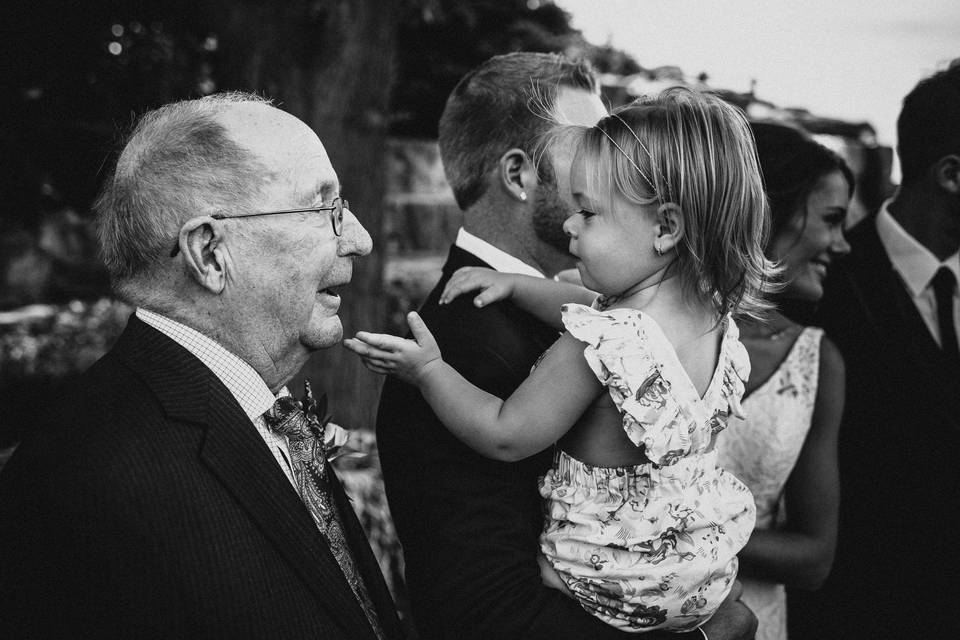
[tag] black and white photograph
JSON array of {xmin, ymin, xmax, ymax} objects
[{"xmin": 2, "ymin": 1, "xmax": 958, "ymax": 638}]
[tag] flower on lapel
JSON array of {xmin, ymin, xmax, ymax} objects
[{"xmin": 301, "ymin": 380, "xmax": 355, "ymax": 462}]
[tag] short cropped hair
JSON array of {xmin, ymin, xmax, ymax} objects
[
  {"xmin": 438, "ymin": 52, "xmax": 597, "ymax": 210},
  {"xmin": 95, "ymin": 92, "xmax": 271, "ymax": 295},
  {"xmin": 897, "ymin": 59, "xmax": 960, "ymax": 185},
  {"xmin": 750, "ymin": 121, "xmax": 854, "ymax": 245},
  {"xmin": 553, "ymin": 87, "xmax": 777, "ymax": 319}
]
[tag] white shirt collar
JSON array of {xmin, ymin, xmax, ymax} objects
[
  {"xmin": 455, "ymin": 228, "xmax": 545, "ymax": 278},
  {"xmin": 875, "ymin": 199, "xmax": 960, "ymax": 296},
  {"xmin": 135, "ymin": 308, "xmax": 278, "ymax": 420}
]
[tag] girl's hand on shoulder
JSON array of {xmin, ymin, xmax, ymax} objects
[
  {"xmin": 439, "ymin": 267, "xmax": 515, "ymax": 307},
  {"xmin": 343, "ymin": 312, "xmax": 443, "ymax": 386}
]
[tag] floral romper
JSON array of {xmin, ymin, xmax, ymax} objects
[{"xmin": 538, "ymin": 302, "xmax": 756, "ymax": 632}]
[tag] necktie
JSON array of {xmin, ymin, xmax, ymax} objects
[
  {"xmin": 932, "ymin": 267, "xmax": 959, "ymax": 364},
  {"xmin": 264, "ymin": 395, "xmax": 384, "ymax": 639}
]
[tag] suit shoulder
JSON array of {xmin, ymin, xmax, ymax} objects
[{"xmin": 6, "ymin": 350, "xmax": 171, "ymax": 480}]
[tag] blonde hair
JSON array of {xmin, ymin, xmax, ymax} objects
[{"xmin": 551, "ymin": 87, "xmax": 777, "ymax": 319}]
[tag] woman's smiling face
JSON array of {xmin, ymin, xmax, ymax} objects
[{"xmin": 768, "ymin": 169, "xmax": 852, "ymax": 302}]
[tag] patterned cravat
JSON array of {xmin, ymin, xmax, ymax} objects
[
  {"xmin": 932, "ymin": 267, "xmax": 960, "ymax": 365},
  {"xmin": 264, "ymin": 394, "xmax": 384, "ymax": 639}
]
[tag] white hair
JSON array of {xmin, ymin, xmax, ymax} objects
[{"xmin": 95, "ymin": 92, "xmax": 274, "ymax": 301}]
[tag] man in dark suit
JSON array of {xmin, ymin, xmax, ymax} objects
[
  {"xmin": 0, "ymin": 94, "xmax": 403, "ymax": 639},
  {"xmin": 790, "ymin": 61, "xmax": 960, "ymax": 639},
  {"xmin": 376, "ymin": 52, "xmax": 757, "ymax": 640}
]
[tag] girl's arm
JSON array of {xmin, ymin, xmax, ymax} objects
[
  {"xmin": 439, "ymin": 267, "xmax": 595, "ymax": 330},
  {"xmin": 735, "ymin": 337, "xmax": 844, "ymax": 590},
  {"xmin": 344, "ymin": 311, "xmax": 601, "ymax": 462}
]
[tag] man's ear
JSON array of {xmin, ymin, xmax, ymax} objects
[
  {"xmin": 176, "ymin": 216, "xmax": 230, "ymax": 294},
  {"xmin": 934, "ymin": 155, "xmax": 960, "ymax": 195},
  {"xmin": 498, "ymin": 148, "xmax": 538, "ymax": 204},
  {"xmin": 654, "ymin": 203, "xmax": 685, "ymax": 254}
]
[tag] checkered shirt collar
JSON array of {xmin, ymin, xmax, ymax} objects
[{"xmin": 135, "ymin": 308, "xmax": 277, "ymax": 421}]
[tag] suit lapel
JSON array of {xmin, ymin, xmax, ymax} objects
[{"xmin": 114, "ymin": 317, "xmax": 378, "ymax": 638}]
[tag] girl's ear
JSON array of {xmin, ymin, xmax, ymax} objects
[
  {"xmin": 498, "ymin": 148, "xmax": 538, "ymax": 204},
  {"xmin": 654, "ymin": 203, "xmax": 685, "ymax": 254}
]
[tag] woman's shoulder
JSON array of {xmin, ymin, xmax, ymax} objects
[{"xmin": 816, "ymin": 331, "xmax": 845, "ymax": 384}]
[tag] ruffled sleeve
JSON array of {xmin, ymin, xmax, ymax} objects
[
  {"xmin": 561, "ymin": 303, "xmax": 692, "ymax": 466},
  {"xmin": 708, "ymin": 317, "xmax": 751, "ymax": 437}
]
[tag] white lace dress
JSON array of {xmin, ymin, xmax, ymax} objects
[{"xmin": 716, "ymin": 327, "xmax": 823, "ymax": 640}]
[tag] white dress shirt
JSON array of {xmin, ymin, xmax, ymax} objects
[
  {"xmin": 875, "ymin": 200, "xmax": 960, "ymax": 347},
  {"xmin": 136, "ymin": 308, "xmax": 296, "ymax": 487},
  {"xmin": 455, "ymin": 228, "xmax": 546, "ymax": 278}
]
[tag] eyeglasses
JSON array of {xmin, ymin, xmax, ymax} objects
[{"xmin": 169, "ymin": 197, "xmax": 348, "ymax": 257}]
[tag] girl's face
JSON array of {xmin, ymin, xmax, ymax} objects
[
  {"xmin": 564, "ymin": 156, "xmax": 662, "ymax": 297},
  {"xmin": 768, "ymin": 170, "xmax": 852, "ymax": 302}
]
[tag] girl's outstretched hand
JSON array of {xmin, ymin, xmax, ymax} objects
[
  {"xmin": 343, "ymin": 311, "xmax": 442, "ymax": 386},
  {"xmin": 439, "ymin": 267, "xmax": 516, "ymax": 307}
]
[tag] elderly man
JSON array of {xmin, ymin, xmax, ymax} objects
[
  {"xmin": 375, "ymin": 52, "xmax": 756, "ymax": 640},
  {"xmin": 0, "ymin": 93, "xmax": 403, "ymax": 639}
]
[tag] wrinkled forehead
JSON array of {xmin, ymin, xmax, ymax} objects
[{"xmin": 217, "ymin": 103, "xmax": 340, "ymax": 204}]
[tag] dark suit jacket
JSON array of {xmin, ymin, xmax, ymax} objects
[
  {"xmin": 0, "ymin": 316, "xmax": 404, "ymax": 640},
  {"xmin": 377, "ymin": 246, "xmax": 690, "ymax": 640},
  {"xmin": 789, "ymin": 214, "xmax": 960, "ymax": 639}
]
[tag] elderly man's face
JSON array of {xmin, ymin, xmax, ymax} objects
[{"xmin": 219, "ymin": 104, "xmax": 372, "ymax": 361}]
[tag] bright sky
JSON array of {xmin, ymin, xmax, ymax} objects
[{"xmin": 557, "ymin": 0, "xmax": 960, "ymax": 148}]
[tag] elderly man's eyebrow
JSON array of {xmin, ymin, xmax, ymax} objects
[{"xmin": 293, "ymin": 178, "xmax": 339, "ymax": 206}]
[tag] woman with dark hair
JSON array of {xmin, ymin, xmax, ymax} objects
[{"xmin": 717, "ymin": 122, "xmax": 852, "ymax": 640}]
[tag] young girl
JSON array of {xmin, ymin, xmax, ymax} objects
[{"xmin": 346, "ymin": 88, "xmax": 775, "ymax": 633}]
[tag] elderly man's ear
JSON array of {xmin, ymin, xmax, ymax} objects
[
  {"xmin": 176, "ymin": 216, "xmax": 231, "ymax": 294},
  {"xmin": 499, "ymin": 148, "xmax": 539, "ymax": 204}
]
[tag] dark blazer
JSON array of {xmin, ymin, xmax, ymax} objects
[
  {"xmin": 377, "ymin": 246, "xmax": 689, "ymax": 640},
  {"xmin": 789, "ymin": 214, "xmax": 960, "ymax": 639},
  {"xmin": 0, "ymin": 316, "xmax": 404, "ymax": 640}
]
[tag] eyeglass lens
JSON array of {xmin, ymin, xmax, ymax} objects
[{"xmin": 332, "ymin": 198, "xmax": 347, "ymax": 236}]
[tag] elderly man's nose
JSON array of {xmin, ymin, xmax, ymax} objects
[{"xmin": 339, "ymin": 209, "xmax": 372, "ymax": 257}]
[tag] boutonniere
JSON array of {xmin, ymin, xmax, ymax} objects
[{"xmin": 301, "ymin": 380, "xmax": 354, "ymax": 463}]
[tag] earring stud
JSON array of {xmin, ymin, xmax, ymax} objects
[
  {"xmin": 655, "ymin": 242, "xmax": 663, "ymax": 256},
  {"xmin": 519, "ymin": 191, "xmax": 527, "ymax": 201}
]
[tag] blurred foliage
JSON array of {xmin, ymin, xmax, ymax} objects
[
  {"xmin": 390, "ymin": 0, "xmax": 643, "ymax": 137},
  {"xmin": 333, "ymin": 429, "xmax": 405, "ymax": 605},
  {"xmin": 0, "ymin": 299, "xmax": 131, "ymax": 379},
  {"xmin": 4, "ymin": 0, "xmax": 640, "ymax": 227}
]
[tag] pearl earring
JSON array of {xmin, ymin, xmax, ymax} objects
[{"xmin": 519, "ymin": 191, "xmax": 527, "ymax": 201}]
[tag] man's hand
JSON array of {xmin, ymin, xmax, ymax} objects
[
  {"xmin": 698, "ymin": 581, "xmax": 757, "ymax": 640},
  {"xmin": 344, "ymin": 312, "xmax": 443, "ymax": 385},
  {"xmin": 439, "ymin": 267, "xmax": 517, "ymax": 307}
]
